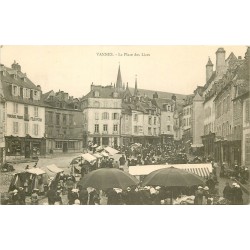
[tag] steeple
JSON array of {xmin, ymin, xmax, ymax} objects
[
  {"xmin": 116, "ymin": 65, "xmax": 122, "ymax": 90},
  {"xmin": 206, "ymin": 57, "xmax": 213, "ymax": 66},
  {"xmin": 206, "ymin": 57, "xmax": 214, "ymax": 82}
]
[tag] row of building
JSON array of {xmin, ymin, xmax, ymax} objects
[{"xmin": 0, "ymin": 47, "xmax": 249, "ymax": 168}]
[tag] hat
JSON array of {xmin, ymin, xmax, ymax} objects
[
  {"xmin": 144, "ymin": 186, "xmax": 150, "ymax": 190},
  {"xmin": 198, "ymin": 186, "xmax": 203, "ymax": 189},
  {"xmin": 74, "ymin": 199, "xmax": 80, "ymax": 205},
  {"xmin": 150, "ymin": 187, "xmax": 156, "ymax": 194},
  {"xmin": 13, "ymin": 189, "xmax": 18, "ymax": 193},
  {"xmin": 160, "ymin": 200, "xmax": 165, "ymax": 205},
  {"xmin": 19, "ymin": 187, "xmax": 24, "ymax": 190},
  {"xmin": 232, "ymin": 182, "xmax": 237, "ymax": 186},
  {"xmin": 155, "ymin": 186, "xmax": 161, "ymax": 190},
  {"xmin": 127, "ymin": 187, "xmax": 131, "ymax": 191},
  {"xmin": 113, "ymin": 188, "xmax": 122, "ymax": 193},
  {"xmin": 72, "ymin": 189, "xmax": 79, "ymax": 193},
  {"xmin": 204, "ymin": 186, "xmax": 209, "ymax": 191}
]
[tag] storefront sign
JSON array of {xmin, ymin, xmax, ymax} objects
[
  {"xmin": 7, "ymin": 114, "xmax": 23, "ymax": 119},
  {"xmin": 30, "ymin": 117, "xmax": 42, "ymax": 122}
]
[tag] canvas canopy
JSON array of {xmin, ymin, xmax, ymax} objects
[
  {"xmin": 26, "ymin": 168, "xmax": 45, "ymax": 175},
  {"xmin": 104, "ymin": 146, "xmax": 119, "ymax": 156},
  {"xmin": 73, "ymin": 153, "xmax": 97, "ymax": 164},
  {"xmin": 129, "ymin": 163, "xmax": 212, "ymax": 178},
  {"xmin": 100, "ymin": 152, "xmax": 109, "ymax": 157}
]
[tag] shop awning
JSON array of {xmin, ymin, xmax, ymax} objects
[
  {"xmin": 129, "ymin": 163, "xmax": 212, "ymax": 178},
  {"xmin": 100, "ymin": 152, "xmax": 109, "ymax": 157},
  {"xmin": 76, "ymin": 153, "xmax": 97, "ymax": 163}
]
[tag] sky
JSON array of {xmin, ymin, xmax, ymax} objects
[{"xmin": 0, "ymin": 45, "xmax": 247, "ymax": 98}]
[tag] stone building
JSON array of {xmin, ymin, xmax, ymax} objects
[
  {"xmin": 0, "ymin": 61, "xmax": 46, "ymax": 160},
  {"xmin": 42, "ymin": 90, "xmax": 83, "ymax": 154}
]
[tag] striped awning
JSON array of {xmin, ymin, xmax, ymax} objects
[
  {"xmin": 167, "ymin": 164, "xmax": 212, "ymax": 178},
  {"xmin": 129, "ymin": 163, "xmax": 212, "ymax": 179}
]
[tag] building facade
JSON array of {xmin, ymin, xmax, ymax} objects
[
  {"xmin": 43, "ymin": 90, "xmax": 83, "ymax": 154},
  {"xmin": 1, "ymin": 61, "xmax": 46, "ymax": 160}
]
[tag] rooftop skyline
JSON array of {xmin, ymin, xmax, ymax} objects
[{"xmin": 1, "ymin": 45, "xmax": 247, "ymax": 98}]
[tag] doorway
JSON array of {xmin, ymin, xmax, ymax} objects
[{"xmin": 63, "ymin": 142, "xmax": 68, "ymax": 152}]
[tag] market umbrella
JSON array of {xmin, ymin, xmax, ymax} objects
[
  {"xmin": 78, "ymin": 168, "xmax": 139, "ymax": 190},
  {"xmin": 141, "ymin": 167, "xmax": 205, "ymax": 187},
  {"xmin": 104, "ymin": 146, "xmax": 119, "ymax": 156}
]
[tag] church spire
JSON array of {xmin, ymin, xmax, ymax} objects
[
  {"xmin": 116, "ymin": 64, "xmax": 122, "ymax": 89},
  {"xmin": 134, "ymin": 75, "xmax": 139, "ymax": 96}
]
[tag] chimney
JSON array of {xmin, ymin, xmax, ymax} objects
[
  {"xmin": 172, "ymin": 94, "xmax": 177, "ymax": 102},
  {"xmin": 238, "ymin": 56, "xmax": 242, "ymax": 60},
  {"xmin": 216, "ymin": 48, "xmax": 226, "ymax": 77},
  {"xmin": 11, "ymin": 61, "xmax": 21, "ymax": 72},
  {"xmin": 153, "ymin": 92, "xmax": 158, "ymax": 99},
  {"xmin": 37, "ymin": 85, "xmax": 41, "ymax": 90},
  {"xmin": 91, "ymin": 82, "xmax": 94, "ymax": 91},
  {"xmin": 206, "ymin": 57, "xmax": 213, "ymax": 82}
]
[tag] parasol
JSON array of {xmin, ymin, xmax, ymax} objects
[
  {"xmin": 141, "ymin": 166, "xmax": 205, "ymax": 187},
  {"xmin": 78, "ymin": 168, "xmax": 139, "ymax": 190}
]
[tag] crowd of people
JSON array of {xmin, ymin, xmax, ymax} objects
[{"xmin": 2, "ymin": 141, "xmax": 248, "ymax": 205}]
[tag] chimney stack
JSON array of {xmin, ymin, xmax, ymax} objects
[
  {"xmin": 172, "ymin": 94, "xmax": 177, "ymax": 102},
  {"xmin": 216, "ymin": 48, "xmax": 226, "ymax": 77}
]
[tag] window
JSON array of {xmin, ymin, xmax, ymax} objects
[
  {"xmin": 167, "ymin": 125, "xmax": 171, "ymax": 131},
  {"xmin": 95, "ymin": 112, "xmax": 99, "ymax": 120},
  {"xmin": 56, "ymin": 113, "xmax": 60, "ymax": 125},
  {"xmin": 24, "ymin": 106, "xmax": 28, "ymax": 115},
  {"xmin": 154, "ymin": 117, "xmax": 156, "ymax": 125},
  {"xmin": 69, "ymin": 115, "xmax": 73, "ymax": 125},
  {"xmin": 13, "ymin": 122, "xmax": 18, "ymax": 134},
  {"xmin": 94, "ymin": 101, "xmax": 100, "ymax": 107},
  {"xmin": 148, "ymin": 117, "xmax": 152, "ymax": 125},
  {"xmin": 148, "ymin": 127, "xmax": 152, "ymax": 135},
  {"xmin": 13, "ymin": 85, "xmax": 18, "ymax": 96},
  {"xmin": 48, "ymin": 112, "xmax": 53, "ymax": 123},
  {"xmin": 227, "ymin": 96, "xmax": 230, "ymax": 112},
  {"xmin": 25, "ymin": 123, "xmax": 29, "ymax": 134},
  {"xmin": 112, "ymin": 113, "xmax": 119, "ymax": 120},
  {"xmin": 63, "ymin": 114, "xmax": 67, "ymax": 123},
  {"xmin": 187, "ymin": 108, "xmax": 189, "ymax": 115},
  {"xmin": 94, "ymin": 91, "xmax": 100, "ymax": 97},
  {"xmin": 68, "ymin": 142, "xmax": 75, "ymax": 149},
  {"xmin": 134, "ymin": 114, "xmax": 138, "ymax": 121},
  {"xmin": 154, "ymin": 128, "xmax": 156, "ymax": 135},
  {"xmin": 55, "ymin": 141, "xmax": 63, "ymax": 149},
  {"xmin": 13, "ymin": 103, "xmax": 18, "ymax": 114},
  {"xmin": 94, "ymin": 124, "xmax": 99, "ymax": 133},
  {"xmin": 34, "ymin": 106, "xmax": 38, "ymax": 117},
  {"xmin": 102, "ymin": 112, "xmax": 109, "ymax": 120},
  {"xmin": 103, "ymin": 124, "xmax": 108, "ymax": 132},
  {"xmin": 113, "ymin": 124, "xmax": 118, "ymax": 132},
  {"xmin": 134, "ymin": 126, "xmax": 138, "ymax": 133},
  {"xmin": 34, "ymin": 124, "xmax": 39, "ymax": 136},
  {"xmin": 114, "ymin": 102, "xmax": 118, "ymax": 108},
  {"xmin": 125, "ymin": 114, "xmax": 128, "ymax": 120}
]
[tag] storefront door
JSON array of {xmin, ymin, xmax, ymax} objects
[
  {"xmin": 25, "ymin": 142, "xmax": 31, "ymax": 158},
  {"xmin": 63, "ymin": 142, "xmax": 68, "ymax": 152}
]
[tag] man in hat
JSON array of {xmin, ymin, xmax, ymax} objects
[
  {"xmin": 194, "ymin": 186, "xmax": 204, "ymax": 205},
  {"xmin": 11, "ymin": 189, "xmax": 19, "ymax": 205},
  {"xmin": 79, "ymin": 186, "xmax": 88, "ymax": 205},
  {"xmin": 18, "ymin": 187, "xmax": 26, "ymax": 205},
  {"xmin": 31, "ymin": 189, "xmax": 39, "ymax": 205},
  {"xmin": 47, "ymin": 188, "xmax": 56, "ymax": 205},
  {"xmin": 223, "ymin": 182, "xmax": 232, "ymax": 203}
]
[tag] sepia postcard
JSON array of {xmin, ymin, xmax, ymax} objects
[{"xmin": 0, "ymin": 45, "xmax": 249, "ymax": 205}]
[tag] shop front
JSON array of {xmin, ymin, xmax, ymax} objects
[
  {"xmin": 5, "ymin": 135, "xmax": 46, "ymax": 160},
  {"xmin": 201, "ymin": 132, "xmax": 215, "ymax": 159}
]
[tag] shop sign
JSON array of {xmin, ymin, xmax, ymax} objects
[
  {"xmin": 7, "ymin": 114, "xmax": 24, "ymax": 119},
  {"xmin": 30, "ymin": 117, "xmax": 42, "ymax": 122}
]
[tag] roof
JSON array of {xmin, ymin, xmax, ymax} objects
[
  {"xmin": 206, "ymin": 57, "xmax": 213, "ymax": 66},
  {"xmin": 129, "ymin": 87, "xmax": 187, "ymax": 100},
  {"xmin": 152, "ymin": 98, "xmax": 175, "ymax": 110},
  {"xmin": 116, "ymin": 65, "xmax": 123, "ymax": 89},
  {"xmin": 83, "ymin": 85, "xmax": 122, "ymax": 99},
  {"xmin": 1, "ymin": 64, "xmax": 44, "ymax": 106}
]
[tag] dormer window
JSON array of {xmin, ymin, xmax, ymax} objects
[{"xmin": 94, "ymin": 91, "xmax": 100, "ymax": 97}]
